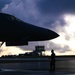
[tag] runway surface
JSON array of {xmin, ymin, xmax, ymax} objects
[
  {"xmin": 0, "ymin": 69, "xmax": 75, "ymax": 75},
  {"xmin": 0, "ymin": 57, "xmax": 75, "ymax": 75}
]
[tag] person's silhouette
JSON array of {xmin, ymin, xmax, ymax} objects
[{"xmin": 50, "ymin": 49, "xmax": 56, "ymax": 71}]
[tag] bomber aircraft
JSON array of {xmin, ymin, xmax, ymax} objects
[{"xmin": 0, "ymin": 13, "xmax": 59, "ymax": 47}]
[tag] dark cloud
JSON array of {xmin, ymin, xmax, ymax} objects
[
  {"xmin": 33, "ymin": 0, "xmax": 75, "ymax": 29},
  {"xmin": 1, "ymin": 0, "xmax": 67, "ymax": 29},
  {"xmin": 0, "ymin": 0, "xmax": 11, "ymax": 11},
  {"xmin": 2, "ymin": 0, "xmax": 75, "ymax": 28},
  {"xmin": 41, "ymin": 17, "xmax": 66, "ymax": 30},
  {"xmin": 37, "ymin": 0, "xmax": 75, "ymax": 15}
]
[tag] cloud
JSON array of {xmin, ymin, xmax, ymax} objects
[
  {"xmin": 1, "ymin": 0, "xmax": 75, "ymax": 55},
  {"xmin": 0, "ymin": 0, "xmax": 11, "ymax": 11},
  {"xmin": 2, "ymin": 0, "xmax": 75, "ymax": 29},
  {"xmin": 0, "ymin": 43, "xmax": 25, "ymax": 57},
  {"xmin": 37, "ymin": 0, "xmax": 75, "ymax": 14},
  {"xmin": 2, "ymin": 0, "xmax": 40, "ymax": 25}
]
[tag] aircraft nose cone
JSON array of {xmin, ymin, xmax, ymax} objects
[
  {"xmin": 43, "ymin": 29, "xmax": 59, "ymax": 40},
  {"xmin": 51, "ymin": 31, "xmax": 59, "ymax": 39},
  {"xmin": 37, "ymin": 28, "xmax": 59, "ymax": 41},
  {"xmin": 56, "ymin": 33, "xmax": 59, "ymax": 38}
]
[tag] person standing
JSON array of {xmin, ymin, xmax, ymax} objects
[{"xmin": 50, "ymin": 49, "xmax": 56, "ymax": 71}]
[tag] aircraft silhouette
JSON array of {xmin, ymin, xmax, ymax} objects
[{"xmin": 0, "ymin": 13, "xmax": 59, "ymax": 47}]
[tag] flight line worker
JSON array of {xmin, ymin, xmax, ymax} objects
[{"xmin": 50, "ymin": 49, "xmax": 56, "ymax": 71}]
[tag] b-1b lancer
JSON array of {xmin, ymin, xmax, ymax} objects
[{"xmin": 0, "ymin": 13, "xmax": 59, "ymax": 47}]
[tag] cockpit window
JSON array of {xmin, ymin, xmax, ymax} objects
[
  {"xmin": 6, "ymin": 14, "xmax": 22, "ymax": 22},
  {"xmin": 15, "ymin": 17, "xmax": 21, "ymax": 21},
  {"xmin": 11, "ymin": 16, "xmax": 21, "ymax": 22},
  {"xmin": 6, "ymin": 15, "xmax": 15, "ymax": 21},
  {"xmin": 11, "ymin": 16, "xmax": 15, "ymax": 20}
]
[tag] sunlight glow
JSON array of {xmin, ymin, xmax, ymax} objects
[{"xmin": 50, "ymin": 14, "xmax": 75, "ymax": 55}]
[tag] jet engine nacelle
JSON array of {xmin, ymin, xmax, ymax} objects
[{"xmin": 6, "ymin": 41, "xmax": 28, "ymax": 46}]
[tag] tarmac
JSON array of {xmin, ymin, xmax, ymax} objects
[{"xmin": 0, "ymin": 69, "xmax": 75, "ymax": 75}]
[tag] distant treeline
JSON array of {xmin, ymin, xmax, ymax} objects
[{"xmin": 1, "ymin": 54, "xmax": 75, "ymax": 58}]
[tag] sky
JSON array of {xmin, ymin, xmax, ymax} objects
[{"xmin": 0, "ymin": 0, "xmax": 75, "ymax": 56}]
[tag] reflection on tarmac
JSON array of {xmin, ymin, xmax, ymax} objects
[{"xmin": 0, "ymin": 69, "xmax": 75, "ymax": 75}]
